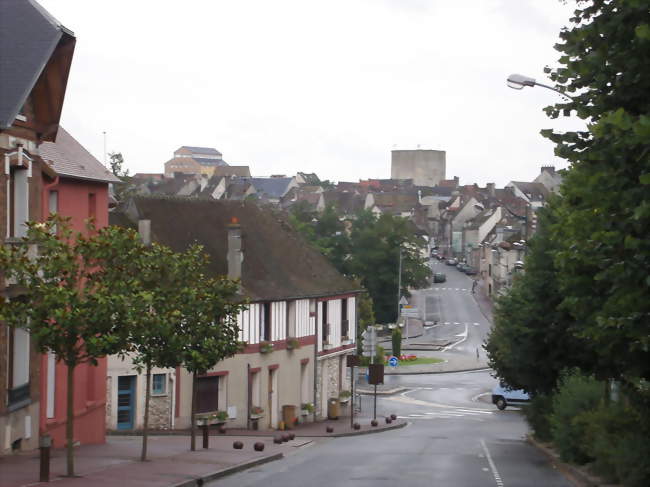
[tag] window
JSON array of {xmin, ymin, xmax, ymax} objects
[
  {"xmin": 341, "ymin": 298, "xmax": 349, "ymax": 338},
  {"xmin": 321, "ymin": 301, "xmax": 329, "ymax": 346},
  {"xmin": 261, "ymin": 303, "xmax": 272, "ymax": 341},
  {"xmin": 49, "ymin": 190, "xmax": 58, "ymax": 233},
  {"xmin": 196, "ymin": 376, "xmax": 219, "ymax": 413},
  {"xmin": 8, "ymin": 167, "xmax": 29, "ymax": 238},
  {"xmin": 88, "ymin": 193, "xmax": 97, "ymax": 220},
  {"xmin": 286, "ymin": 300, "xmax": 296, "ymax": 338},
  {"xmin": 7, "ymin": 326, "xmax": 30, "ymax": 408},
  {"xmin": 152, "ymin": 373, "xmax": 166, "ymax": 395}
]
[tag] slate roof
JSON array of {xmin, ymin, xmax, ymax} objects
[
  {"xmin": 179, "ymin": 146, "xmax": 222, "ymax": 156},
  {"xmin": 39, "ymin": 127, "xmax": 120, "ymax": 183},
  {"xmin": 240, "ymin": 177, "xmax": 294, "ymax": 199},
  {"xmin": 508, "ymin": 181, "xmax": 550, "ymax": 201},
  {"xmin": 0, "ymin": 0, "xmax": 74, "ymax": 129},
  {"xmin": 371, "ymin": 192, "xmax": 419, "ymax": 213},
  {"xmin": 111, "ymin": 197, "xmax": 362, "ymax": 301},
  {"xmin": 322, "ymin": 191, "xmax": 364, "ymax": 215},
  {"xmin": 193, "ymin": 157, "xmax": 228, "ymax": 167},
  {"xmin": 297, "ymin": 172, "xmax": 321, "ymax": 185}
]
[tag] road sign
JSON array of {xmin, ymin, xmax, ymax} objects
[
  {"xmin": 399, "ymin": 296, "xmax": 408, "ymax": 305},
  {"xmin": 388, "ymin": 356, "xmax": 399, "ymax": 367},
  {"xmin": 402, "ymin": 308, "xmax": 420, "ymax": 317},
  {"xmin": 361, "ymin": 327, "xmax": 377, "ymax": 357}
]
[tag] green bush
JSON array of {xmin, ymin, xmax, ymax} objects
[
  {"xmin": 391, "ymin": 328, "xmax": 402, "ymax": 357},
  {"xmin": 522, "ymin": 394, "xmax": 553, "ymax": 442},
  {"xmin": 359, "ymin": 345, "xmax": 386, "ymax": 366},
  {"xmin": 550, "ymin": 371, "xmax": 602, "ymax": 464}
]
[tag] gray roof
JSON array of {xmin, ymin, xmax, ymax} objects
[
  {"xmin": 0, "ymin": 0, "xmax": 74, "ymax": 128},
  {"xmin": 179, "ymin": 146, "xmax": 222, "ymax": 156},
  {"xmin": 39, "ymin": 127, "xmax": 120, "ymax": 183},
  {"xmin": 193, "ymin": 157, "xmax": 228, "ymax": 167},
  {"xmin": 240, "ymin": 177, "xmax": 294, "ymax": 199}
]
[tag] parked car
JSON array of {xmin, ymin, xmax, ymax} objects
[
  {"xmin": 463, "ymin": 266, "xmax": 478, "ymax": 275},
  {"xmin": 491, "ymin": 383, "xmax": 531, "ymax": 410},
  {"xmin": 446, "ymin": 258, "xmax": 458, "ymax": 266},
  {"xmin": 433, "ymin": 272, "xmax": 446, "ymax": 283},
  {"xmin": 457, "ymin": 263, "xmax": 468, "ymax": 272}
]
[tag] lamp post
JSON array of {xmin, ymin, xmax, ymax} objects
[{"xmin": 506, "ymin": 73, "xmax": 573, "ymax": 101}]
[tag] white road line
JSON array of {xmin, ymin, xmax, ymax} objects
[
  {"xmin": 442, "ymin": 323, "xmax": 468, "ymax": 351},
  {"xmin": 473, "ymin": 322, "xmax": 481, "ymax": 326},
  {"xmin": 481, "ymin": 439, "xmax": 504, "ymax": 487},
  {"xmin": 455, "ymin": 409, "xmax": 493, "ymax": 415}
]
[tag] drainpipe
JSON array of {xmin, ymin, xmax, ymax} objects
[
  {"xmin": 312, "ymin": 302, "xmax": 318, "ymax": 423},
  {"xmin": 247, "ymin": 363, "xmax": 251, "ymax": 429}
]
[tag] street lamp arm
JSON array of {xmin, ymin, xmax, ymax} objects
[
  {"xmin": 532, "ymin": 81, "xmax": 573, "ymax": 102},
  {"xmin": 507, "ymin": 73, "xmax": 573, "ymax": 101}
]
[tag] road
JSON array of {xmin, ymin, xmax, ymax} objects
[{"xmin": 210, "ymin": 261, "xmax": 570, "ymax": 487}]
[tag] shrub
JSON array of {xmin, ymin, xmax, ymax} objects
[
  {"xmin": 550, "ymin": 371, "xmax": 602, "ymax": 464},
  {"xmin": 391, "ymin": 328, "xmax": 402, "ymax": 357},
  {"xmin": 522, "ymin": 394, "xmax": 553, "ymax": 442}
]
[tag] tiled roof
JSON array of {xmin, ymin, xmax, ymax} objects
[
  {"xmin": 508, "ymin": 181, "xmax": 550, "ymax": 200},
  {"xmin": 39, "ymin": 127, "xmax": 120, "ymax": 183},
  {"xmin": 212, "ymin": 166, "xmax": 251, "ymax": 177},
  {"xmin": 0, "ymin": 0, "xmax": 74, "ymax": 129},
  {"xmin": 111, "ymin": 197, "xmax": 362, "ymax": 301}
]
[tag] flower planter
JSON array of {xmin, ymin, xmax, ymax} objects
[
  {"xmin": 300, "ymin": 409, "xmax": 310, "ymax": 416},
  {"xmin": 323, "ymin": 343, "xmax": 335, "ymax": 351},
  {"xmin": 250, "ymin": 413, "xmax": 264, "ymax": 421},
  {"xmin": 341, "ymin": 339, "xmax": 353, "ymax": 346},
  {"xmin": 259, "ymin": 342, "xmax": 274, "ymax": 354}
]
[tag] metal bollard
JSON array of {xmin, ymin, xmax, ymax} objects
[
  {"xmin": 202, "ymin": 425, "xmax": 209, "ymax": 449},
  {"xmin": 39, "ymin": 435, "xmax": 52, "ymax": 482}
]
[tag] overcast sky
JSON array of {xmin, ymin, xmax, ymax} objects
[{"xmin": 39, "ymin": 0, "xmax": 582, "ymax": 187}]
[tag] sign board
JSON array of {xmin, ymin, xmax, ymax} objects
[
  {"xmin": 388, "ymin": 356, "xmax": 399, "ymax": 367},
  {"xmin": 361, "ymin": 327, "xmax": 377, "ymax": 357},
  {"xmin": 399, "ymin": 296, "xmax": 408, "ymax": 305},
  {"xmin": 402, "ymin": 309, "xmax": 420, "ymax": 317}
]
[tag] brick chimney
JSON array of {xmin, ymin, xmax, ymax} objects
[{"xmin": 227, "ymin": 217, "xmax": 243, "ymax": 283}]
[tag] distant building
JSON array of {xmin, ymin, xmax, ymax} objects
[
  {"xmin": 164, "ymin": 146, "xmax": 228, "ymax": 177},
  {"xmin": 391, "ymin": 149, "xmax": 446, "ymax": 187}
]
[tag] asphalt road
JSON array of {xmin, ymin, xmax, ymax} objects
[{"xmin": 211, "ymin": 262, "xmax": 570, "ymax": 487}]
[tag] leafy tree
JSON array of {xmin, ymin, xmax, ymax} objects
[
  {"xmin": 109, "ymin": 151, "xmax": 129, "ymax": 178},
  {"xmin": 541, "ymin": 0, "xmax": 650, "ymax": 383},
  {"xmin": 485, "ymin": 204, "xmax": 595, "ymax": 395},
  {"xmin": 171, "ymin": 247, "xmax": 246, "ymax": 451},
  {"xmin": 356, "ymin": 293, "xmax": 376, "ymax": 355},
  {"xmin": 347, "ymin": 210, "xmax": 430, "ymax": 323},
  {"xmin": 0, "ymin": 217, "xmax": 138, "ymax": 476}
]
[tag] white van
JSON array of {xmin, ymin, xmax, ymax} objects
[{"xmin": 491, "ymin": 383, "xmax": 530, "ymax": 410}]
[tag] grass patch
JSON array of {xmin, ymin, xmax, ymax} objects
[{"xmin": 397, "ymin": 357, "xmax": 443, "ymax": 366}]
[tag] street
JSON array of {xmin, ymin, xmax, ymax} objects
[{"xmin": 210, "ymin": 262, "xmax": 570, "ymax": 487}]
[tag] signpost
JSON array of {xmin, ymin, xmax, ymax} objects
[
  {"xmin": 388, "ymin": 356, "xmax": 399, "ymax": 367},
  {"xmin": 399, "ymin": 296, "xmax": 409, "ymax": 341}
]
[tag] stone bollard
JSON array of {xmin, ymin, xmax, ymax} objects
[
  {"xmin": 254, "ymin": 442, "xmax": 265, "ymax": 452},
  {"xmin": 233, "ymin": 441, "xmax": 244, "ymax": 449}
]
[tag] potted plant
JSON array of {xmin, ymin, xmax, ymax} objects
[
  {"xmin": 195, "ymin": 410, "xmax": 228, "ymax": 426},
  {"xmin": 259, "ymin": 341, "xmax": 274, "ymax": 354},
  {"xmin": 341, "ymin": 335, "xmax": 352, "ymax": 345},
  {"xmin": 286, "ymin": 337, "xmax": 300, "ymax": 350},
  {"xmin": 250, "ymin": 405, "xmax": 264, "ymax": 419},
  {"xmin": 300, "ymin": 402, "xmax": 314, "ymax": 416},
  {"xmin": 339, "ymin": 390, "xmax": 351, "ymax": 404}
]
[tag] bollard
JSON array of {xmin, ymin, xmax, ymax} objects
[
  {"xmin": 254, "ymin": 442, "xmax": 265, "ymax": 452},
  {"xmin": 202, "ymin": 425, "xmax": 209, "ymax": 449},
  {"xmin": 39, "ymin": 435, "xmax": 52, "ymax": 482},
  {"xmin": 233, "ymin": 441, "xmax": 244, "ymax": 449},
  {"xmin": 390, "ymin": 414, "xmax": 397, "ymax": 421},
  {"xmin": 353, "ymin": 423, "xmax": 361, "ymax": 430},
  {"xmin": 371, "ymin": 419, "xmax": 378, "ymax": 427}
]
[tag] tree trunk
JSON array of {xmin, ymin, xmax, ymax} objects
[
  {"xmin": 190, "ymin": 372, "xmax": 197, "ymax": 451},
  {"xmin": 65, "ymin": 363, "xmax": 76, "ymax": 476},
  {"xmin": 140, "ymin": 363, "xmax": 152, "ymax": 461}
]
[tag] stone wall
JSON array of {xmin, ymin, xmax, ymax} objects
[{"xmin": 149, "ymin": 395, "xmax": 172, "ymax": 430}]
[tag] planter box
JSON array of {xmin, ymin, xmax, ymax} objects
[
  {"xmin": 323, "ymin": 343, "xmax": 335, "ymax": 351},
  {"xmin": 250, "ymin": 413, "xmax": 264, "ymax": 420},
  {"xmin": 341, "ymin": 339, "xmax": 353, "ymax": 346}
]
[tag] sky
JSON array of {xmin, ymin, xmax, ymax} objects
[{"xmin": 38, "ymin": 0, "xmax": 584, "ymax": 187}]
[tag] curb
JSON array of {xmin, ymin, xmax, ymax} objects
[
  {"xmin": 170, "ymin": 452, "xmax": 284, "ymax": 487},
  {"xmin": 526, "ymin": 435, "xmax": 614, "ymax": 487},
  {"xmin": 356, "ymin": 387, "xmax": 408, "ymax": 395},
  {"xmin": 325, "ymin": 420, "xmax": 407, "ymax": 438},
  {"xmin": 384, "ymin": 366, "xmax": 490, "ymax": 376}
]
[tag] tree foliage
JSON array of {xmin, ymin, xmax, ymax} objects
[
  {"xmin": 540, "ymin": 0, "xmax": 650, "ymax": 383},
  {"xmin": 288, "ymin": 205, "xmax": 430, "ymax": 324},
  {"xmin": 0, "ymin": 217, "xmax": 139, "ymax": 475}
]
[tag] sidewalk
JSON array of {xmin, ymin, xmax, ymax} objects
[{"xmin": 1, "ymin": 412, "xmax": 405, "ymax": 487}]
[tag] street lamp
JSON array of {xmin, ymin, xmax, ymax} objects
[{"xmin": 507, "ymin": 73, "xmax": 573, "ymax": 101}]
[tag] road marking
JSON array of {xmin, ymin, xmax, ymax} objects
[
  {"xmin": 473, "ymin": 322, "xmax": 481, "ymax": 326},
  {"xmin": 442, "ymin": 324, "xmax": 468, "ymax": 351},
  {"xmin": 481, "ymin": 439, "xmax": 504, "ymax": 487},
  {"xmin": 409, "ymin": 414, "xmax": 426, "ymax": 417}
]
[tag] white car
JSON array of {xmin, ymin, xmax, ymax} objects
[{"xmin": 491, "ymin": 383, "xmax": 530, "ymax": 410}]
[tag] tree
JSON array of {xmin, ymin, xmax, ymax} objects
[
  {"xmin": 108, "ymin": 151, "xmax": 129, "ymax": 178},
  {"xmin": 0, "ymin": 217, "xmax": 138, "ymax": 476},
  {"xmin": 356, "ymin": 293, "xmax": 376, "ymax": 355},
  {"xmin": 108, "ymin": 152, "xmax": 137, "ymax": 203},
  {"xmin": 347, "ymin": 211, "xmax": 430, "ymax": 323},
  {"xmin": 485, "ymin": 203, "xmax": 595, "ymax": 395},
  {"xmin": 541, "ymin": 0, "xmax": 650, "ymax": 383},
  {"xmin": 171, "ymin": 246, "xmax": 246, "ymax": 451}
]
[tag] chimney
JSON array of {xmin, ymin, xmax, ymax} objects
[
  {"xmin": 486, "ymin": 183, "xmax": 496, "ymax": 197},
  {"xmin": 541, "ymin": 165, "xmax": 555, "ymax": 174},
  {"xmin": 227, "ymin": 216, "xmax": 243, "ymax": 283},
  {"xmin": 453, "ymin": 176, "xmax": 459, "ymax": 187}
]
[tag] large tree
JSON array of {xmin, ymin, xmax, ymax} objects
[
  {"xmin": 541, "ymin": 0, "xmax": 650, "ymax": 383},
  {"xmin": 0, "ymin": 218, "xmax": 138, "ymax": 476}
]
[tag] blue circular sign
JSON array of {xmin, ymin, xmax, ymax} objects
[{"xmin": 388, "ymin": 356, "xmax": 399, "ymax": 367}]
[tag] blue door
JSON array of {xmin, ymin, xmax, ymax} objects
[{"xmin": 117, "ymin": 376, "xmax": 136, "ymax": 430}]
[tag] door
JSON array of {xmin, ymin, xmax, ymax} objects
[
  {"xmin": 267, "ymin": 369, "xmax": 278, "ymax": 428},
  {"xmin": 196, "ymin": 376, "xmax": 219, "ymax": 413},
  {"xmin": 117, "ymin": 376, "xmax": 136, "ymax": 430}
]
